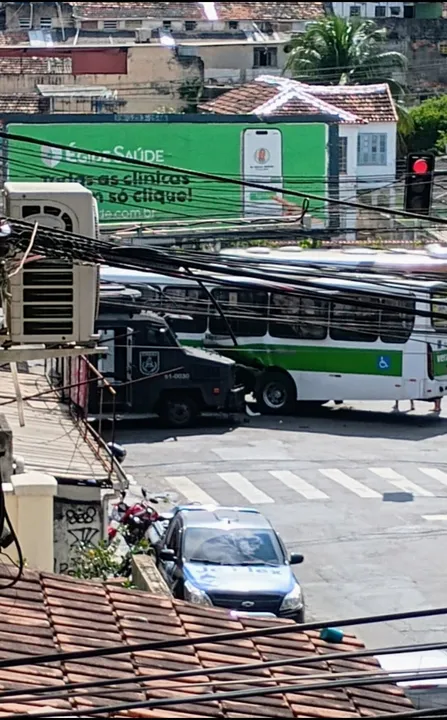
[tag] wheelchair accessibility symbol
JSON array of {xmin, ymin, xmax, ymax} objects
[{"xmin": 378, "ymin": 355, "xmax": 391, "ymax": 371}]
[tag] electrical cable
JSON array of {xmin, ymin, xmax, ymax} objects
[
  {"xmin": 4, "ymin": 666, "xmax": 447, "ymax": 720},
  {"xmin": 3, "ymin": 602, "xmax": 447, "ymax": 671},
  {"xmin": 3, "ymin": 130, "xmax": 447, "ymax": 226},
  {"xmin": 2, "ymin": 638, "xmax": 447, "ymax": 707}
]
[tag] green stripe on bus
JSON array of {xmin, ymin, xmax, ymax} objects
[
  {"xmin": 181, "ymin": 341, "xmax": 404, "ymax": 377},
  {"xmin": 433, "ymin": 350, "xmax": 447, "ymax": 377}
]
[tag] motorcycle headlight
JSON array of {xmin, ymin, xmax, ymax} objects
[
  {"xmin": 184, "ymin": 581, "xmax": 213, "ymax": 607},
  {"xmin": 280, "ymin": 583, "xmax": 303, "ymax": 613}
]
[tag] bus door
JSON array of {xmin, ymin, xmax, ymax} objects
[{"xmin": 97, "ymin": 326, "xmax": 133, "ymax": 411}]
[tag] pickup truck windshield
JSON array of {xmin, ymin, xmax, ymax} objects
[{"xmin": 184, "ymin": 527, "xmax": 284, "ymax": 566}]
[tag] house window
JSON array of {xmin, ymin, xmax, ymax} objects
[
  {"xmin": 375, "ymin": 5, "xmax": 386, "ymax": 17},
  {"xmin": 259, "ymin": 21, "xmax": 274, "ymax": 33},
  {"xmin": 229, "ymin": 21, "xmax": 239, "ymax": 30},
  {"xmin": 357, "ymin": 133, "xmax": 388, "ymax": 166},
  {"xmin": 339, "ymin": 137, "xmax": 348, "ymax": 174},
  {"xmin": 349, "ymin": 6, "xmax": 361, "ymax": 16},
  {"xmin": 185, "ymin": 21, "xmax": 197, "ymax": 31},
  {"xmin": 104, "ymin": 19, "xmax": 118, "ymax": 31},
  {"xmin": 163, "ymin": 20, "xmax": 172, "ymax": 29},
  {"xmin": 19, "ymin": 17, "xmax": 31, "ymax": 29},
  {"xmin": 40, "ymin": 17, "xmax": 52, "ymax": 29},
  {"xmin": 390, "ymin": 6, "xmax": 401, "ymax": 16},
  {"xmin": 253, "ymin": 46, "xmax": 278, "ymax": 68}
]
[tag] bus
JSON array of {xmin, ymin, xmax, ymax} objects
[
  {"xmin": 219, "ymin": 245, "xmax": 447, "ymax": 275},
  {"xmin": 99, "ymin": 266, "xmax": 447, "ymax": 414}
]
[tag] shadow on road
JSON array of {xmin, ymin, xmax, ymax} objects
[
  {"xmin": 103, "ymin": 402, "xmax": 447, "ymax": 445},
  {"xmin": 102, "ymin": 414, "xmax": 242, "ymax": 445},
  {"xmin": 245, "ymin": 403, "xmax": 447, "ymax": 442}
]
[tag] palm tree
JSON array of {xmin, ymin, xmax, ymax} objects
[{"xmin": 285, "ymin": 16, "xmax": 407, "ymax": 95}]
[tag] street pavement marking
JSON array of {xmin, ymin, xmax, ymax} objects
[
  {"xmin": 419, "ymin": 468, "xmax": 447, "ymax": 487},
  {"xmin": 319, "ymin": 469, "xmax": 381, "ymax": 498},
  {"xmin": 218, "ymin": 472, "xmax": 274, "ymax": 504},
  {"xmin": 164, "ymin": 476, "xmax": 216, "ymax": 505},
  {"xmin": 422, "ymin": 515, "xmax": 447, "ymax": 521},
  {"xmin": 270, "ymin": 470, "xmax": 329, "ymax": 500},
  {"xmin": 370, "ymin": 468, "xmax": 434, "ymax": 497}
]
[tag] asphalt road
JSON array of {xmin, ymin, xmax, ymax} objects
[{"xmin": 114, "ymin": 400, "xmax": 447, "ymax": 651}]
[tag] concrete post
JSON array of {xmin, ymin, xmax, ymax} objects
[{"xmin": 12, "ymin": 471, "xmax": 57, "ymax": 573}]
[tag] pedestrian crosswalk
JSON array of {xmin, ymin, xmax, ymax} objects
[{"xmin": 161, "ymin": 466, "xmax": 447, "ymax": 507}]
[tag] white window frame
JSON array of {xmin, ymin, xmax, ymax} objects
[
  {"xmin": 103, "ymin": 19, "xmax": 118, "ymax": 31},
  {"xmin": 339, "ymin": 137, "xmax": 348, "ymax": 174},
  {"xmin": 40, "ymin": 17, "xmax": 53, "ymax": 29},
  {"xmin": 375, "ymin": 5, "xmax": 387, "ymax": 18},
  {"xmin": 253, "ymin": 46, "xmax": 278, "ymax": 69},
  {"xmin": 357, "ymin": 133, "xmax": 388, "ymax": 166}
]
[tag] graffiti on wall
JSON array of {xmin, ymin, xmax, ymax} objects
[{"xmin": 53, "ymin": 498, "xmax": 102, "ymax": 575}]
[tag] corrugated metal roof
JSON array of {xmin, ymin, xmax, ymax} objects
[{"xmin": 0, "ymin": 365, "xmax": 111, "ymax": 483}]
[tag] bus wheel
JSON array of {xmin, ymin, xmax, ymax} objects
[
  {"xmin": 257, "ymin": 371, "xmax": 296, "ymax": 415},
  {"xmin": 159, "ymin": 394, "xmax": 198, "ymax": 429}
]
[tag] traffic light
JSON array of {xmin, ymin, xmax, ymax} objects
[{"xmin": 404, "ymin": 152, "xmax": 435, "ymax": 214}]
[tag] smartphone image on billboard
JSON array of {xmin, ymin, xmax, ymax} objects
[{"xmin": 242, "ymin": 128, "xmax": 283, "ymax": 218}]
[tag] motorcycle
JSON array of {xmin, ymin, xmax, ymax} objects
[{"xmin": 108, "ymin": 488, "xmax": 162, "ymax": 547}]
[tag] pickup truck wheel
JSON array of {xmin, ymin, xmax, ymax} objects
[
  {"xmin": 256, "ymin": 371, "xmax": 296, "ymax": 415},
  {"xmin": 160, "ymin": 394, "xmax": 198, "ymax": 429}
]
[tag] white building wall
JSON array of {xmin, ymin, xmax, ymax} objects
[
  {"xmin": 332, "ymin": 2, "xmax": 406, "ymax": 18},
  {"xmin": 338, "ymin": 122, "xmax": 397, "ymax": 235}
]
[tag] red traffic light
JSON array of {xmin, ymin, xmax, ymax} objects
[{"xmin": 412, "ymin": 158, "xmax": 429, "ymax": 174}]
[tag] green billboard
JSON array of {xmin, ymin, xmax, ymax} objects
[{"xmin": 6, "ymin": 121, "xmax": 328, "ymax": 224}]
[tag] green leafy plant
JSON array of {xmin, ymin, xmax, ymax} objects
[
  {"xmin": 407, "ymin": 95, "xmax": 447, "ymax": 154},
  {"xmin": 285, "ymin": 16, "xmax": 407, "ymax": 92},
  {"xmin": 72, "ymin": 534, "xmax": 153, "ymax": 582},
  {"xmin": 72, "ymin": 540, "xmax": 122, "ymax": 581}
]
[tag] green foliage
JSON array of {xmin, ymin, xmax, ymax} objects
[
  {"xmin": 285, "ymin": 16, "xmax": 407, "ymax": 95},
  {"xmin": 407, "ymin": 96, "xmax": 447, "ymax": 154},
  {"xmin": 72, "ymin": 535, "xmax": 152, "ymax": 581},
  {"xmin": 72, "ymin": 540, "xmax": 121, "ymax": 581}
]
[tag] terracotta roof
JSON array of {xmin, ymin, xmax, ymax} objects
[
  {"xmin": 71, "ymin": 2, "xmax": 205, "ymax": 19},
  {"xmin": 0, "ymin": 94, "xmax": 50, "ymax": 114},
  {"xmin": 71, "ymin": 2, "xmax": 325, "ymax": 20},
  {"xmin": 0, "ymin": 56, "xmax": 72, "ymax": 74},
  {"xmin": 200, "ymin": 76, "xmax": 398, "ymax": 124},
  {"xmin": 0, "ymin": 564, "xmax": 413, "ymax": 718},
  {"xmin": 0, "ymin": 32, "xmax": 29, "ymax": 46},
  {"xmin": 215, "ymin": 3, "xmax": 325, "ymax": 20}
]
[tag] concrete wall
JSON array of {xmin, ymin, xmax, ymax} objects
[
  {"xmin": 6, "ymin": 2, "xmax": 74, "ymax": 30},
  {"xmin": 53, "ymin": 482, "xmax": 113, "ymax": 575},
  {"xmin": 192, "ymin": 43, "xmax": 287, "ymax": 84},
  {"xmin": 4, "ymin": 472, "xmax": 57, "ymax": 572},
  {"xmin": 0, "ymin": 45, "xmax": 203, "ymax": 113}
]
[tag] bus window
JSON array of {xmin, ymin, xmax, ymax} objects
[
  {"xmin": 432, "ymin": 293, "xmax": 447, "ymax": 331},
  {"xmin": 163, "ymin": 286, "xmax": 208, "ymax": 333},
  {"xmin": 381, "ymin": 298, "xmax": 415, "ymax": 344},
  {"xmin": 129, "ymin": 284, "xmax": 161, "ymax": 307},
  {"xmin": 210, "ymin": 288, "xmax": 268, "ymax": 336},
  {"xmin": 331, "ymin": 296, "xmax": 379, "ymax": 343},
  {"xmin": 269, "ymin": 294, "xmax": 328, "ymax": 340}
]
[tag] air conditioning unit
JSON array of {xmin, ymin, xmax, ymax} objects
[{"xmin": 6, "ymin": 260, "xmax": 99, "ymax": 345}]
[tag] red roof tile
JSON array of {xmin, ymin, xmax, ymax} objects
[
  {"xmin": 0, "ymin": 32, "xmax": 29, "ymax": 46},
  {"xmin": 0, "ymin": 56, "xmax": 72, "ymax": 74},
  {"xmin": 200, "ymin": 77, "xmax": 398, "ymax": 124},
  {"xmin": 215, "ymin": 3, "xmax": 325, "ymax": 20},
  {"xmin": 71, "ymin": 2, "xmax": 325, "ymax": 21},
  {"xmin": 0, "ymin": 565, "xmax": 413, "ymax": 718},
  {"xmin": 71, "ymin": 2, "xmax": 206, "ymax": 19}
]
